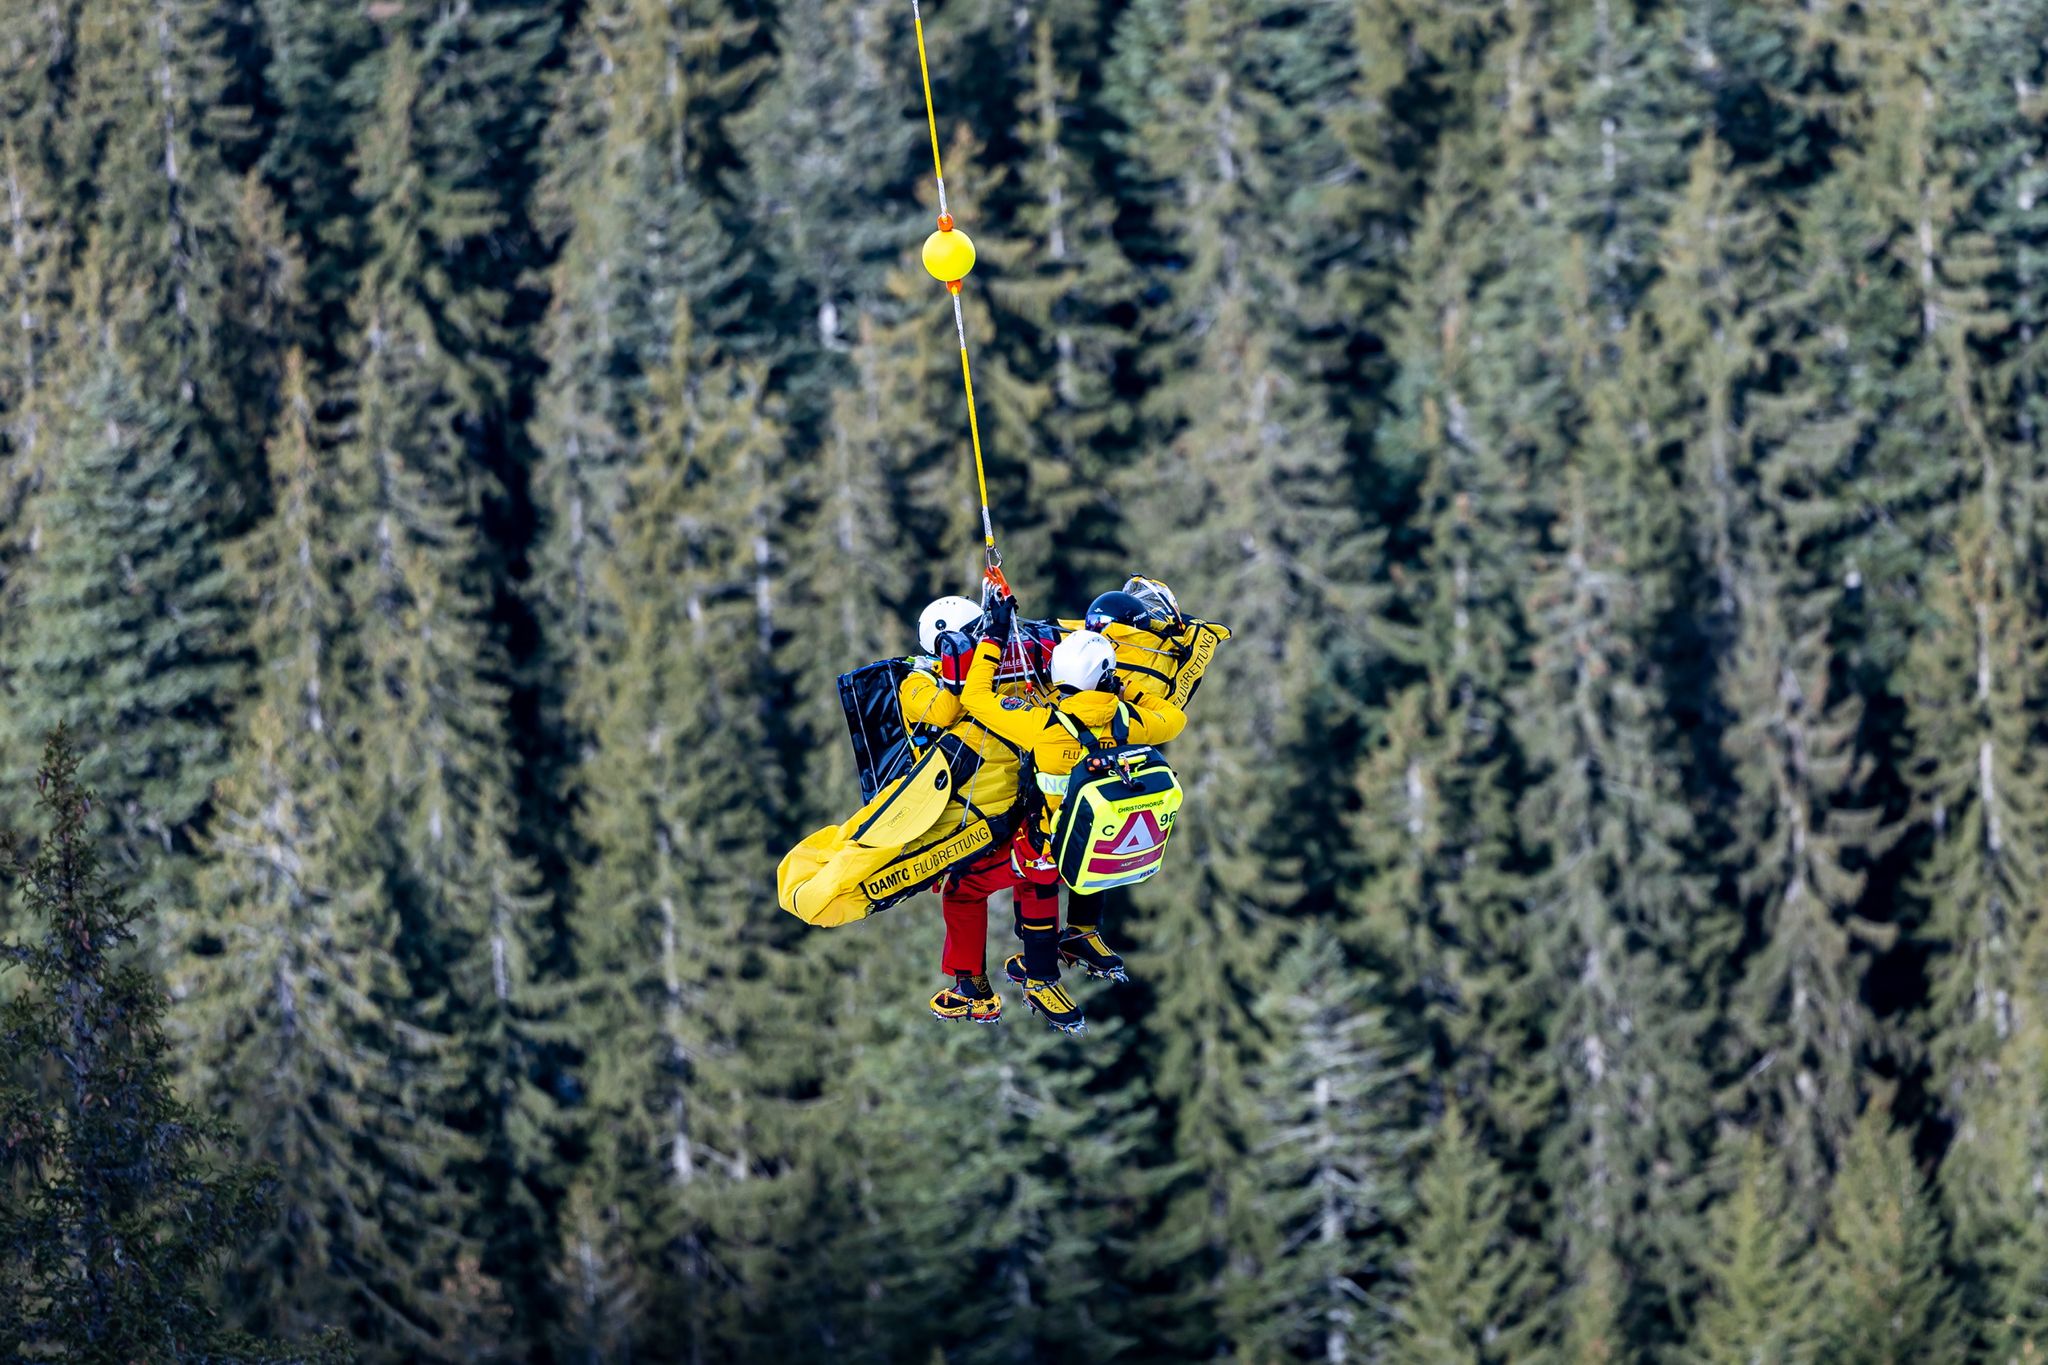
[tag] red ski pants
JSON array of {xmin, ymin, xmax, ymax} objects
[{"xmin": 939, "ymin": 829, "xmax": 1060, "ymax": 976}]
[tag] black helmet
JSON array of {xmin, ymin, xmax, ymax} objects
[{"xmin": 1085, "ymin": 590, "xmax": 1152, "ymax": 631}]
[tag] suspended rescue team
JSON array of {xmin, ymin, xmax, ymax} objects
[
  {"xmin": 777, "ymin": 578, "xmax": 1231, "ymax": 1033},
  {"xmin": 773, "ymin": 0, "xmax": 1231, "ymax": 1033}
]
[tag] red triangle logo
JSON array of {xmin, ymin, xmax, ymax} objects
[{"xmin": 1101, "ymin": 810, "xmax": 1166, "ymax": 857}]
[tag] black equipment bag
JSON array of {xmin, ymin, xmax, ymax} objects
[{"xmin": 838, "ymin": 658, "xmax": 917, "ymax": 804}]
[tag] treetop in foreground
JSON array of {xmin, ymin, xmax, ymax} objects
[{"xmin": 0, "ymin": 726, "xmax": 348, "ymax": 1364}]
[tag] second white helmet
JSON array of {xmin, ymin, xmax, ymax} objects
[
  {"xmin": 919, "ymin": 595, "xmax": 983, "ymax": 655},
  {"xmin": 1050, "ymin": 629, "xmax": 1118, "ymax": 693}
]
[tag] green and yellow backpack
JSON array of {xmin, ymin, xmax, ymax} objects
[{"xmin": 1047, "ymin": 705, "xmax": 1184, "ymax": 893}]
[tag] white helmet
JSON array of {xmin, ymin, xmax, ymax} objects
[
  {"xmin": 919, "ymin": 595, "xmax": 982, "ymax": 655},
  {"xmin": 1050, "ymin": 629, "xmax": 1118, "ymax": 693}
]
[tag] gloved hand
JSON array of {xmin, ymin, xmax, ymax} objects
[{"xmin": 986, "ymin": 593, "xmax": 1016, "ymax": 640}]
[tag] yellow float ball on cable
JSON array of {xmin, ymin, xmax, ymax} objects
[
  {"xmin": 922, "ymin": 214, "xmax": 976, "ymax": 285},
  {"xmin": 908, "ymin": 0, "xmax": 1000, "ymax": 566}
]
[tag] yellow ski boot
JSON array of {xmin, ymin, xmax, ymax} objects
[
  {"xmin": 1003, "ymin": 954, "xmax": 1085, "ymax": 1034},
  {"xmin": 930, "ymin": 973, "xmax": 1002, "ymax": 1024}
]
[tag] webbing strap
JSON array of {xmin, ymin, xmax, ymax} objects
[{"xmin": 1051, "ymin": 703, "xmax": 1132, "ymax": 758}]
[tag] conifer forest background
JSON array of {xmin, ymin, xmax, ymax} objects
[{"xmin": 9, "ymin": 0, "xmax": 2048, "ymax": 1358}]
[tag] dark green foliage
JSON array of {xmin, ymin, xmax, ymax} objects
[
  {"xmin": 0, "ymin": 728, "xmax": 344, "ymax": 1363},
  {"xmin": 528, "ymin": 0, "xmax": 760, "ymax": 695},
  {"xmin": 68, "ymin": 0, "xmax": 268, "ymax": 504},
  {"xmin": 1945, "ymin": 948, "xmax": 2048, "ymax": 1361},
  {"xmin": 557, "ymin": 310, "xmax": 796, "ymax": 1360},
  {"xmin": 1228, "ymin": 923, "xmax": 1414, "ymax": 1361},
  {"xmin": 22, "ymin": 0, "xmax": 2048, "ymax": 1358},
  {"xmin": 181, "ymin": 351, "xmax": 477, "ymax": 1354},
  {"xmin": 1, "ymin": 329, "xmax": 240, "ymax": 914},
  {"xmin": 332, "ymin": 35, "xmax": 560, "ymax": 1354},
  {"xmin": 1393, "ymin": 1104, "xmax": 1548, "ymax": 1364},
  {"xmin": 0, "ymin": 132, "xmax": 61, "ymax": 576},
  {"xmin": 1813, "ymin": 1092, "xmax": 1959, "ymax": 1364},
  {"xmin": 1513, "ymin": 415, "xmax": 1717, "ymax": 1334},
  {"xmin": 1101, "ymin": 0, "xmax": 1389, "ymax": 1344},
  {"xmin": 1686, "ymin": 1134, "xmax": 1819, "ymax": 1365},
  {"xmin": 1354, "ymin": 151, "xmax": 1538, "ymax": 1144},
  {"xmin": 254, "ymin": 0, "xmax": 378, "ymax": 334},
  {"xmin": 730, "ymin": 0, "xmax": 921, "ymax": 370}
]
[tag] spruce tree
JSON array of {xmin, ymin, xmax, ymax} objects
[
  {"xmin": 729, "ymin": 0, "xmax": 922, "ymax": 399},
  {"xmin": 1684, "ymin": 1135, "xmax": 1817, "ymax": 1365},
  {"xmin": 0, "ymin": 130, "xmax": 63, "ymax": 752},
  {"xmin": 1944, "ymin": 0, "xmax": 2048, "ymax": 563},
  {"xmin": 1510, "ymin": 256, "xmax": 1722, "ymax": 1343},
  {"xmin": 1, "ymin": 304, "xmax": 239, "ymax": 919},
  {"xmin": 0, "ymin": 728, "xmax": 339, "ymax": 1363},
  {"xmin": 180, "ymin": 353, "xmax": 473, "ymax": 1353},
  {"xmin": 1513, "ymin": 477, "xmax": 1713, "ymax": 1327},
  {"xmin": 1101, "ymin": 0, "xmax": 1385, "ymax": 1342},
  {"xmin": 1561, "ymin": 1246, "xmax": 1625, "ymax": 1365},
  {"xmin": 391, "ymin": 0, "xmax": 560, "ymax": 399},
  {"xmin": 1794, "ymin": 0, "xmax": 2000, "ymax": 672},
  {"xmin": 1542, "ymin": 0, "xmax": 1700, "ymax": 326},
  {"xmin": 1392, "ymin": 1104, "xmax": 1547, "ymax": 1364},
  {"xmin": 1325, "ymin": 0, "xmax": 1484, "ymax": 458},
  {"xmin": 548, "ymin": 1181, "xmax": 644, "ymax": 1365},
  {"xmin": 1225, "ymin": 923, "xmax": 1414, "ymax": 1363},
  {"xmin": 561, "ymin": 305, "xmax": 794, "ymax": 1360},
  {"xmin": 1718, "ymin": 566, "xmax": 1889, "ymax": 1205},
  {"xmin": 4, "ymin": 0, "xmax": 287, "ymax": 911},
  {"xmin": 1945, "ymin": 968, "xmax": 2048, "ymax": 1361},
  {"xmin": 0, "ymin": 0, "xmax": 70, "ymax": 179},
  {"xmin": 1353, "ymin": 153, "xmax": 1537, "ymax": 1142},
  {"xmin": 1637, "ymin": 138, "xmax": 1779, "ymax": 651},
  {"xmin": 1720, "ymin": 223, "xmax": 1899, "ymax": 1198},
  {"xmin": 0, "ymin": 133, "xmax": 61, "ymax": 575},
  {"xmin": 1907, "ymin": 493, "xmax": 2048, "ymax": 1147},
  {"xmin": 976, "ymin": 12, "xmax": 1131, "ymax": 594},
  {"xmin": 69, "ymin": 0, "xmax": 270, "ymax": 506},
  {"xmin": 324, "ymin": 33, "xmax": 559, "ymax": 1353},
  {"xmin": 252, "ymin": 0, "xmax": 377, "ymax": 337},
  {"xmin": 1812, "ymin": 1093, "xmax": 1959, "ymax": 1364},
  {"xmin": 791, "ymin": 972, "xmax": 1148, "ymax": 1365},
  {"xmin": 528, "ymin": 0, "xmax": 761, "ymax": 701}
]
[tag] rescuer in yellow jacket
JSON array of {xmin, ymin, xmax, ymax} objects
[
  {"xmin": 1052, "ymin": 577, "xmax": 1228, "ymax": 970},
  {"xmin": 956, "ymin": 592, "xmax": 1186, "ymax": 1031},
  {"xmin": 775, "ymin": 596, "xmax": 1019, "ymax": 937}
]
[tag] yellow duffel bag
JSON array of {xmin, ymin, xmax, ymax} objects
[
  {"xmin": 778, "ymin": 716, "xmax": 1022, "ymax": 928},
  {"xmin": 778, "ymin": 800, "xmax": 1010, "ymax": 927}
]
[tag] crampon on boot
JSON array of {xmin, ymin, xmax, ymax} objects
[
  {"xmin": 930, "ymin": 973, "xmax": 1002, "ymax": 1024},
  {"xmin": 1004, "ymin": 954, "xmax": 1085, "ymax": 1034},
  {"xmin": 1058, "ymin": 929, "xmax": 1128, "ymax": 984}
]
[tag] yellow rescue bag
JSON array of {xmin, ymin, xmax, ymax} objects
[
  {"xmin": 778, "ymin": 803, "xmax": 1007, "ymax": 927},
  {"xmin": 778, "ymin": 708, "xmax": 1023, "ymax": 927},
  {"xmin": 848, "ymin": 744, "xmax": 955, "ymax": 848}
]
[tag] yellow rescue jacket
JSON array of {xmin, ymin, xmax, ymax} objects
[
  {"xmin": 959, "ymin": 639, "xmax": 1186, "ymax": 842},
  {"xmin": 898, "ymin": 667, "xmax": 962, "ymax": 734},
  {"xmin": 896, "ymin": 664, "xmax": 1019, "ymax": 816}
]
